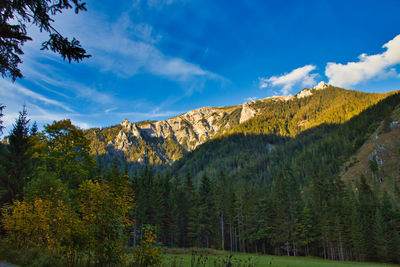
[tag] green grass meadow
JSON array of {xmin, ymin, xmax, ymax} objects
[{"xmin": 162, "ymin": 249, "xmax": 399, "ymax": 267}]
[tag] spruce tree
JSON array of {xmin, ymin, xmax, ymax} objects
[
  {"xmin": 1, "ymin": 106, "xmax": 32, "ymax": 203},
  {"xmin": 184, "ymin": 172, "xmax": 199, "ymax": 247},
  {"xmin": 198, "ymin": 173, "xmax": 217, "ymax": 248},
  {"xmin": 356, "ymin": 176, "xmax": 377, "ymax": 261}
]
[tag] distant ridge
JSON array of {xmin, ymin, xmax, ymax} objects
[{"xmin": 84, "ymin": 85, "xmax": 395, "ymax": 169}]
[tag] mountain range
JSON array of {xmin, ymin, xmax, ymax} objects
[{"xmin": 85, "ymin": 82, "xmax": 395, "ymax": 169}]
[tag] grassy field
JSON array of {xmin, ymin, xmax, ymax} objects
[{"xmin": 162, "ymin": 249, "xmax": 399, "ymax": 267}]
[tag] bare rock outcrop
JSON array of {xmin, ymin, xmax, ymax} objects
[{"xmin": 240, "ymin": 102, "xmax": 258, "ymax": 123}]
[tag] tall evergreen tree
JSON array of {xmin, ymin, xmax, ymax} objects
[
  {"xmin": 184, "ymin": 172, "xmax": 199, "ymax": 247},
  {"xmin": 354, "ymin": 176, "xmax": 377, "ymax": 261},
  {"xmin": 273, "ymin": 169, "xmax": 302, "ymax": 256},
  {"xmin": 1, "ymin": 106, "xmax": 32, "ymax": 203},
  {"xmin": 155, "ymin": 173, "xmax": 173, "ymax": 246},
  {"xmin": 0, "ymin": 104, "xmax": 4, "ymax": 135},
  {"xmin": 198, "ymin": 173, "xmax": 217, "ymax": 248}
]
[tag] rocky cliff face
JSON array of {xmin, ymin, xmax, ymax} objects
[
  {"xmin": 88, "ymin": 105, "xmax": 243, "ymax": 165},
  {"xmin": 240, "ymin": 102, "xmax": 258, "ymax": 123},
  {"xmin": 86, "ymin": 83, "xmax": 336, "ymax": 166}
]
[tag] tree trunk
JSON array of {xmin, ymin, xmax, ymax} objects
[
  {"xmin": 133, "ymin": 219, "xmax": 137, "ymax": 247},
  {"xmin": 230, "ymin": 223, "xmax": 233, "ymax": 251},
  {"xmin": 221, "ymin": 213, "xmax": 225, "ymax": 250},
  {"xmin": 339, "ymin": 232, "xmax": 344, "ymax": 261},
  {"xmin": 235, "ymin": 227, "xmax": 238, "ymax": 252},
  {"xmin": 292, "ymin": 240, "xmax": 296, "ymax": 256},
  {"xmin": 286, "ymin": 241, "xmax": 290, "ymax": 256},
  {"xmin": 263, "ymin": 240, "xmax": 266, "ymax": 254}
]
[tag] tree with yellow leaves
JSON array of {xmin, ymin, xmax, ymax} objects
[
  {"xmin": 131, "ymin": 224, "xmax": 162, "ymax": 266},
  {"xmin": 1, "ymin": 198, "xmax": 81, "ymax": 260},
  {"xmin": 78, "ymin": 178, "xmax": 134, "ymax": 265}
]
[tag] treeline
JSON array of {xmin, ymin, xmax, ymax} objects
[
  {"xmin": 172, "ymin": 91, "xmax": 400, "ymax": 192},
  {"xmin": 85, "ymin": 86, "xmax": 392, "ymax": 170},
  {"xmin": 0, "ymin": 90, "xmax": 399, "ymax": 265},
  {"xmin": 133, "ymin": 168, "xmax": 400, "ymax": 263},
  {"xmin": 136, "ymin": 92, "xmax": 400, "ymax": 263}
]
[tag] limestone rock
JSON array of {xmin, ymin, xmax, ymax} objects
[
  {"xmin": 313, "ymin": 81, "xmax": 329, "ymax": 90},
  {"xmin": 296, "ymin": 89, "xmax": 313, "ymax": 99},
  {"xmin": 240, "ymin": 103, "xmax": 257, "ymax": 123}
]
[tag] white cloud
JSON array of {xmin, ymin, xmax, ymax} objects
[
  {"xmin": 90, "ymin": 31, "xmax": 217, "ymax": 81},
  {"xmin": 0, "ymin": 4, "xmax": 223, "ymax": 134},
  {"xmin": 0, "ymin": 79, "xmax": 73, "ymax": 112},
  {"xmin": 105, "ymin": 107, "xmax": 118, "ymax": 113},
  {"xmin": 0, "ymin": 100, "xmax": 92, "ymax": 135},
  {"xmin": 259, "ymin": 65, "xmax": 318, "ymax": 95},
  {"xmin": 20, "ymin": 60, "xmax": 117, "ymax": 105},
  {"xmin": 45, "ymin": 10, "xmax": 221, "ymax": 82},
  {"xmin": 325, "ymin": 34, "xmax": 400, "ymax": 87},
  {"xmin": 117, "ymin": 110, "xmax": 181, "ymax": 119}
]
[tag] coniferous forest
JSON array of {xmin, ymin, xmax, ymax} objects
[
  {"xmin": 133, "ymin": 92, "xmax": 400, "ymax": 263},
  {"xmin": 1, "ymin": 90, "xmax": 400, "ymax": 266},
  {"xmin": 3, "ymin": 0, "xmax": 400, "ymax": 265}
]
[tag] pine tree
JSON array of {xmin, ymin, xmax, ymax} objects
[
  {"xmin": 1, "ymin": 106, "xmax": 32, "ymax": 203},
  {"xmin": 198, "ymin": 173, "xmax": 217, "ymax": 248},
  {"xmin": 156, "ymin": 173, "xmax": 173, "ymax": 246},
  {"xmin": 169, "ymin": 175, "xmax": 184, "ymax": 247},
  {"xmin": 380, "ymin": 192, "xmax": 400, "ymax": 263},
  {"xmin": 355, "ymin": 176, "xmax": 377, "ymax": 261},
  {"xmin": 1, "ymin": 0, "xmax": 90, "ymax": 80},
  {"xmin": 253, "ymin": 191, "xmax": 277, "ymax": 254},
  {"xmin": 0, "ymin": 104, "xmax": 4, "ymax": 135},
  {"xmin": 273, "ymin": 169, "xmax": 302, "ymax": 256},
  {"xmin": 184, "ymin": 172, "xmax": 199, "ymax": 247},
  {"xmin": 373, "ymin": 209, "xmax": 388, "ymax": 261}
]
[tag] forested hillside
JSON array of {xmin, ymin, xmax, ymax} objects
[
  {"xmin": 171, "ymin": 87, "xmax": 396, "ymax": 182},
  {"xmin": 1, "ymin": 87, "xmax": 399, "ymax": 265},
  {"xmin": 132, "ymin": 91, "xmax": 400, "ymax": 263},
  {"xmin": 84, "ymin": 85, "xmax": 393, "ymax": 171}
]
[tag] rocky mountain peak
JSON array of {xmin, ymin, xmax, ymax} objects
[
  {"xmin": 296, "ymin": 90, "xmax": 313, "ymax": 99},
  {"xmin": 313, "ymin": 81, "xmax": 329, "ymax": 90},
  {"xmin": 88, "ymin": 84, "xmax": 387, "ymax": 167},
  {"xmin": 121, "ymin": 119, "xmax": 131, "ymax": 128},
  {"xmin": 295, "ymin": 82, "xmax": 331, "ymax": 99}
]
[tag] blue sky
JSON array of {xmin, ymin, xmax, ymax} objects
[{"xmin": 2, "ymin": 0, "xmax": 400, "ymax": 133}]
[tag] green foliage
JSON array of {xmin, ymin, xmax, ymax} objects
[
  {"xmin": 1, "ymin": 89, "xmax": 400, "ymax": 266},
  {"xmin": 162, "ymin": 251, "xmax": 395, "ymax": 266},
  {"xmin": 42, "ymin": 119, "xmax": 96, "ymax": 187},
  {"xmin": 0, "ymin": 106, "xmax": 34, "ymax": 203},
  {"xmin": 369, "ymin": 158, "xmax": 379, "ymax": 173},
  {"xmin": 227, "ymin": 87, "xmax": 390, "ymax": 137},
  {"xmin": 0, "ymin": 114, "xmax": 136, "ymax": 266},
  {"xmin": 84, "ymin": 87, "xmax": 392, "ymax": 174},
  {"xmin": 1, "ymin": 0, "xmax": 90, "ymax": 80},
  {"xmin": 130, "ymin": 225, "xmax": 162, "ymax": 266},
  {"xmin": 84, "ymin": 124, "xmax": 122, "ymax": 156},
  {"xmin": 0, "ymin": 104, "xmax": 4, "ymax": 134},
  {"xmin": 128, "ymin": 92, "xmax": 400, "ymax": 263},
  {"xmin": 78, "ymin": 178, "xmax": 134, "ymax": 265}
]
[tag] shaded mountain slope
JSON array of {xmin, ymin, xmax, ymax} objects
[
  {"xmin": 341, "ymin": 104, "xmax": 400, "ymax": 196},
  {"xmin": 170, "ymin": 92, "xmax": 400, "ymax": 186},
  {"xmin": 85, "ymin": 84, "xmax": 395, "ymax": 170}
]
